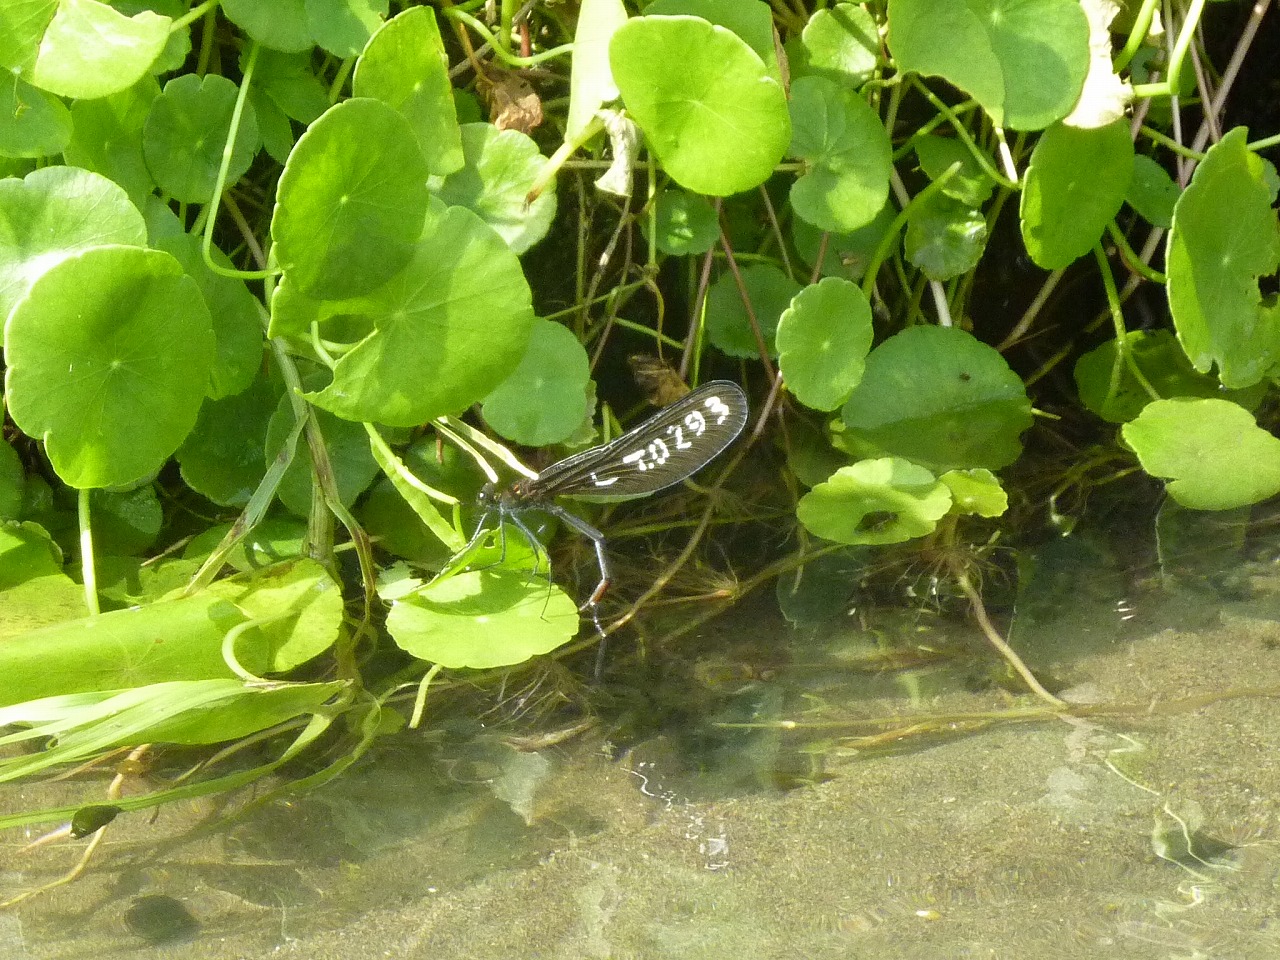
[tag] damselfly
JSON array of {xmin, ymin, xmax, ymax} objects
[{"xmin": 462, "ymin": 380, "xmax": 750, "ymax": 629}]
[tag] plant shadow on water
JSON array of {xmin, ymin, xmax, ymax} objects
[{"xmin": 8, "ymin": 517, "xmax": 1280, "ymax": 960}]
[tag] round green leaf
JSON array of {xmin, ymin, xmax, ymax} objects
[
  {"xmin": 797, "ymin": 458, "xmax": 952, "ymax": 545},
  {"xmin": 154, "ymin": 231, "xmax": 264, "ymax": 399},
  {"xmin": 30, "ymin": 1, "xmax": 169, "ymax": 99},
  {"xmin": 0, "ymin": 71, "xmax": 71, "ymax": 158},
  {"xmin": 266, "ymin": 399, "xmax": 380, "ymax": 518},
  {"xmin": 1122, "ymin": 399, "xmax": 1280, "ymax": 510},
  {"xmin": 5, "ymin": 245, "xmax": 215, "ymax": 489},
  {"xmin": 0, "ymin": 166, "xmax": 147, "ymax": 323},
  {"xmin": 307, "ymin": 201, "xmax": 535, "ymax": 425},
  {"xmin": 939, "ymin": 468, "xmax": 1007, "ymax": 517},
  {"xmin": 905, "ymin": 193, "xmax": 988, "ymax": 281},
  {"xmin": 1073, "ymin": 329, "xmax": 1263, "ymax": 425},
  {"xmin": 706, "ymin": 263, "xmax": 801, "ymax": 359},
  {"xmin": 221, "ymin": 0, "xmax": 312, "ymax": 53},
  {"xmin": 914, "ymin": 135, "xmax": 996, "ymax": 208},
  {"xmin": 176, "ymin": 374, "xmax": 278, "ymax": 507},
  {"xmin": 841, "ymin": 326, "xmax": 1032, "ymax": 471},
  {"xmin": 776, "ymin": 546, "xmax": 869, "ymax": 626},
  {"xmin": 206, "ymin": 558, "xmax": 344, "ymax": 673},
  {"xmin": 353, "ymin": 5, "xmax": 462, "ymax": 176},
  {"xmin": 646, "ymin": 189, "xmax": 719, "ymax": 256},
  {"xmin": 0, "ymin": 521, "xmax": 64, "ymax": 590},
  {"xmin": 792, "ymin": 202, "xmax": 895, "ymax": 281},
  {"xmin": 645, "ymin": 0, "xmax": 781, "ymax": 75},
  {"xmin": 777, "ymin": 277, "xmax": 873, "ymax": 411},
  {"xmin": 90, "ymin": 485, "xmax": 163, "ymax": 556},
  {"xmin": 1020, "ymin": 119, "xmax": 1133, "ymax": 270},
  {"xmin": 801, "ymin": 4, "xmax": 879, "ymax": 86},
  {"xmin": 64, "ymin": 81, "xmax": 159, "ymax": 209},
  {"xmin": 254, "ymin": 50, "xmax": 329, "ymax": 125},
  {"xmin": 1167, "ymin": 127, "xmax": 1280, "ymax": 389},
  {"xmin": 306, "ymin": 0, "xmax": 386, "ymax": 57},
  {"xmin": 272, "ymin": 98, "xmax": 430, "ymax": 300},
  {"xmin": 432, "ymin": 123, "xmax": 556, "ymax": 254},
  {"xmin": 610, "ymin": 15, "xmax": 790, "ymax": 196},
  {"xmin": 387, "ymin": 568, "xmax": 578, "ymax": 669},
  {"xmin": 483, "ymin": 320, "xmax": 591, "ymax": 446},
  {"xmin": 788, "ymin": 76, "xmax": 892, "ymax": 233},
  {"xmin": 143, "ymin": 74, "xmax": 260, "ymax": 205},
  {"xmin": 1127, "ymin": 154, "xmax": 1179, "ymax": 229},
  {"xmin": 888, "ymin": 0, "xmax": 1090, "ymax": 131}
]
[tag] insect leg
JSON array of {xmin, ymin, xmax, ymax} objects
[
  {"xmin": 504, "ymin": 511, "xmax": 551, "ymax": 585},
  {"xmin": 438, "ymin": 508, "xmax": 496, "ymax": 579}
]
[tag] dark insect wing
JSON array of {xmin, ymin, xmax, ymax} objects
[{"xmin": 517, "ymin": 381, "xmax": 749, "ymax": 501}]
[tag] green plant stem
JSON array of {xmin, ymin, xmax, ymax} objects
[
  {"xmin": 997, "ymin": 269, "xmax": 1063, "ymax": 351},
  {"xmin": 1105, "ymin": 221, "xmax": 1166, "ymax": 285},
  {"xmin": 907, "ymin": 78, "xmax": 1019, "ymax": 190},
  {"xmin": 201, "ymin": 41, "xmax": 274, "ymax": 281},
  {"xmin": 1113, "ymin": 0, "xmax": 1161, "ymax": 74},
  {"xmin": 410, "ymin": 662, "xmax": 443, "ymax": 728},
  {"xmin": 716, "ymin": 219, "xmax": 778, "ymax": 380},
  {"xmin": 1130, "ymin": 0, "xmax": 1209, "ymax": 100},
  {"xmin": 441, "ymin": 6, "xmax": 573, "ymax": 67},
  {"xmin": 863, "ymin": 163, "xmax": 960, "ymax": 305},
  {"xmin": 1093, "ymin": 241, "xmax": 1160, "ymax": 403},
  {"xmin": 78, "ymin": 488, "xmax": 99, "ymax": 616},
  {"xmin": 1138, "ymin": 124, "xmax": 1206, "ymax": 162}
]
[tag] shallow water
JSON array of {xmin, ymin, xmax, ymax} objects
[{"xmin": 5, "ymin": 534, "xmax": 1280, "ymax": 959}]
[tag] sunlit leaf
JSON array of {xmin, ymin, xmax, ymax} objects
[
  {"xmin": 1122, "ymin": 398, "xmax": 1280, "ymax": 510},
  {"xmin": 841, "ymin": 326, "xmax": 1032, "ymax": 471},
  {"xmin": 0, "ymin": 166, "xmax": 146, "ymax": 322},
  {"xmin": 483, "ymin": 320, "xmax": 592, "ymax": 446},
  {"xmin": 1167, "ymin": 127, "xmax": 1280, "ymax": 389},
  {"xmin": 939, "ymin": 468, "xmax": 1007, "ymax": 517},
  {"xmin": 306, "ymin": 0, "xmax": 386, "ymax": 58},
  {"xmin": 566, "ymin": 0, "xmax": 628, "ymax": 141},
  {"xmin": 1073, "ymin": 330, "xmax": 1265, "ymax": 424},
  {"xmin": 305, "ymin": 201, "xmax": 536, "ymax": 425},
  {"xmin": 887, "ymin": 0, "xmax": 1089, "ymax": 130},
  {"xmin": 386, "ymin": 567, "xmax": 578, "ymax": 669},
  {"xmin": 221, "ymin": 0, "xmax": 312, "ymax": 52},
  {"xmin": 432, "ymin": 123, "xmax": 556, "ymax": 253},
  {"xmin": 801, "ymin": 3, "xmax": 878, "ymax": 86},
  {"xmin": 777, "ymin": 277, "xmax": 873, "ymax": 411},
  {"xmin": 0, "ymin": 70, "xmax": 71, "ymax": 158},
  {"xmin": 142, "ymin": 74, "xmax": 260, "ymax": 205},
  {"xmin": 272, "ymin": 97, "xmax": 430, "ymax": 299},
  {"xmin": 1021, "ymin": 119, "xmax": 1133, "ymax": 269},
  {"xmin": 610, "ymin": 15, "xmax": 790, "ymax": 196},
  {"xmin": 30, "ymin": 0, "xmax": 169, "ymax": 100},
  {"xmin": 354, "ymin": 5, "xmax": 462, "ymax": 175},
  {"xmin": 5, "ymin": 245, "xmax": 214, "ymax": 488},
  {"xmin": 797, "ymin": 458, "xmax": 952, "ymax": 545},
  {"xmin": 789, "ymin": 75, "xmax": 892, "ymax": 233}
]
